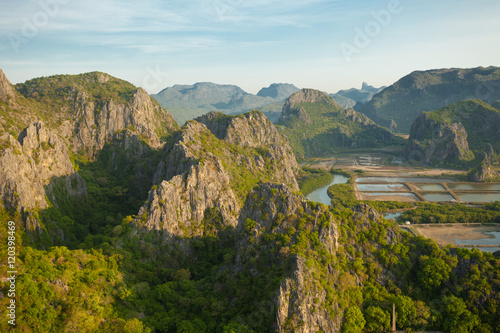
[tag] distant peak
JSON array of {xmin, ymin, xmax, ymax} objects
[
  {"xmin": 257, "ymin": 83, "xmax": 300, "ymax": 99},
  {"xmin": 0, "ymin": 68, "xmax": 15, "ymax": 102}
]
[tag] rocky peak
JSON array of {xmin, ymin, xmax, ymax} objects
[
  {"xmin": 0, "ymin": 121, "xmax": 86, "ymax": 236},
  {"xmin": 278, "ymin": 89, "xmax": 340, "ymax": 127},
  {"xmin": 285, "ymin": 89, "xmax": 339, "ymax": 109},
  {"xmin": 0, "ymin": 68, "xmax": 15, "ymax": 102}
]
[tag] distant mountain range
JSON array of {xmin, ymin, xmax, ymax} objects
[
  {"xmin": 357, "ymin": 66, "xmax": 500, "ymax": 133},
  {"xmin": 151, "ymin": 82, "xmax": 300, "ymax": 125},
  {"xmin": 330, "ymin": 82, "xmax": 386, "ymax": 109}
]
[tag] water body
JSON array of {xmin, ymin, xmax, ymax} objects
[
  {"xmin": 455, "ymin": 231, "xmax": 500, "ymax": 253},
  {"xmin": 361, "ymin": 192, "xmax": 419, "ymax": 201},
  {"xmin": 416, "ymin": 184, "xmax": 446, "ymax": 191},
  {"xmin": 307, "ymin": 175, "xmax": 349, "ymax": 205},
  {"xmin": 383, "ymin": 212, "xmax": 403, "ymax": 220},
  {"xmin": 447, "ymin": 184, "xmax": 500, "ymax": 191},
  {"xmin": 422, "ymin": 193, "xmax": 455, "ymax": 202},
  {"xmin": 356, "ymin": 177, "xmax": 455, "ymax": 183},
  {"xmin": 456, "ymin": 193, "xmax": 500, "ymax": 203},
  {"xmin": 356, "ymin": 184, "xmax": 406, "ymax": 192}
]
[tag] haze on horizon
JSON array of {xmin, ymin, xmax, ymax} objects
[{"xmin": 1, "ymin": 0, "xmax": 500, "ymax": 94}]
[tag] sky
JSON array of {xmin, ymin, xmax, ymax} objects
[{"xmin": 1, "ymin": 0, "xmax": 500, "ymax": 94}]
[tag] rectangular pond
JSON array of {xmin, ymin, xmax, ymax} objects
[
  {"xmin": 356, "ymin": 184, "xmax": 407, "ymax": 192},
  {"xmin": 447, "ymin": 183, "xmax": 500, "ymax": 191},
  {"xmin": 456, "ymin": 193, "xmax": 500, "ymax": 203},
  {"xmin": 421, "ymin": 192, "xmax": 456, "ymax": 202},
  {"xmin": 415, "ymin": 184, "xmax": 447, "ymax": 191},
  {"xmin": 356, "ymin": 177, "xmax": 455, "ymax": 183},
  {"xmin": 361, "ymin": 192, "xmax": 419, "ymax": 202}
]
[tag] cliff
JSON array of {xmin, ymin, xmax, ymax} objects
[
  {"xmin": 0, "ymin": 69, "xmax": 179, "ymax": 238},
  {"xmin": 406, "ymin": 99, "xmax": 500, "ymax": 166},
  {"xmin": 132, "ymin": 110, "xmax": 300, "ymax": 239},
  {"xmin": 0, "ymin": 121, "xmax": 86, "ymax": 235}
]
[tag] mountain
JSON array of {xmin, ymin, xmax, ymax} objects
[
  {"xmin": 277, "ymin": 89, "xmax": 405, "ymax": 158},
  {"xmin": 257, "ymin": 83, "xmax": 300, "ymax": 100},
  {"xmin": 1, "ymin": 69, "xmax": 499, "ymax": 333},
  {"xmin": 0, "ymin": 70, "xmax": 179, "ymax": 239},
  {"xmin": 358, "ymin": 66, "xmax": 500, "ymax": 133},
  {"xmin": 330, "ymin": 82, "xmax": 386, "ymax": 108},
  {"xmin": 152, "ymin": 82, "xmax": 300, "ymax": 125},
  {"xmin": 406, "ymin": 99, "xmax": 500, "ymax": 174}
]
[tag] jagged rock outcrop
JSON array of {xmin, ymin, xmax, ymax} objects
[
  {"xmin": 406, "ymin": 99, "xmax": 500, "ymax": 165},
  {"xmin": 232, "ymin": 183, "xmax": 340, "ymax": 332},
  {"xmin": 406, "ymin": 113, "xmax": 473, "ymax": 164},
  {"xmin": 136, "ymin": 154, "xmax": 239, "ymax": 238},
  {"xmin": 0, "ymin": 121, "xmax": 86, "ymax": 234},
  {"xmin": 196, "ymin": 110, "xmax": 300, "ymax": 189},
  {"xmin": 469, "ymin": 148, "xmax": 499, "ymax": 182},
  {"xmin": 134, "ymin": 113, "xmax": 300, "ymax": 239},
  {"xmin": 69, "ymin": 87, "xmax": 177, "ymax": 156}
]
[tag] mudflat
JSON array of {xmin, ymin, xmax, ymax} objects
[{"xmin": 412, "ymin": 224, "xmax": 500, "ymax": 247}]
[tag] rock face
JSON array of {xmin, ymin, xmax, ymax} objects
[
  {"xmin": 0, "ymin": 68, "xmax": 15, "ymax": 102},
  {"xmin": 469, "ymin": 149, "xmax": 499, "ymax": 182},
  {"xmin": 234, "ymin": 183, "xmax": 340, "ymax": 332},
  {"xmin": 0, "ymin": 69, "xmax": 179, "ymax": 238},
  {"xmin": 68, "ymin": 87, "xmax": 178, "ymax": 157},
  {"xmin": 197, "ymin": 110, "xmax": 300, "ymax": 188},
  {"xmin": 0, "ymin": 122, "xmax": 86, "ymax": 234},
  {"xmin": 406, "ymin": 99, "xmax": 500, "ymax": 165},
  {"xmin": 134, "ymin": 111, "xmax": 300, "ymax": 239},
  {"xmin": 406, "ymin": 113, "xmax": 473, "ymax": 164}
]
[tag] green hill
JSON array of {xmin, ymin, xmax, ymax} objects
[
  {"xmin": 358, "ymin": 66, "xmax": 500, "ymax": 133},
  {"xmin": 277, "ymin": 89, "xmax": 405, "ymax": 158}
]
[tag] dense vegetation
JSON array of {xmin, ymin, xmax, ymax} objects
[
  {"xmin": 399, "ymin": 202, "xmax": 500, "ymax": 224},
  {"xmin": 277, "ymin": 90, "xmax": 405, "ymax": 158},
  {"xmin": 297, "ymin": 167, "xmax": 333, "ymax": 195}
]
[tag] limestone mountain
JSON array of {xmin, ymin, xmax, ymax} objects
[
  {"xmin": 358, "ymin": 66, "xmax": 500, "ymax": 133},
  {"xmin": 152, "ymin": 82, "xmax": 299, "ymax": 125},
  {"xmin": 132, "ymin": 110, "xmax": 300, "ymax": 240},
  {"xmin": 406, "ymin": 99, "xmax": 500, "ymax": 169},
  {"xmin": 0, "ymin": 69, "xmax": 179, "ymax": 240},
  {"xmin": 277, "ymin": 89, "xmax": 405, "ymax": 158}
]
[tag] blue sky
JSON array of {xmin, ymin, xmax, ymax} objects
[{"xmin": 1, "ymin": 0, "xmax": 500, "ymax": 94}]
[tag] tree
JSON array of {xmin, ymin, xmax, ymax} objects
[
  {"xmin": 393, "ymin": 295, "xmax": 416, "ymax": 329},
  {"xmin": 364, "ymin": 306, "xmax": 390, "ymax": 332},
  {"xmin": 417, "ymin": 255, "xmax": 451, "ymax": 289},
  {"xmin": 342, "ymin": 306, "xmax": 366, "ymax": 333},
  {"xmin": 442, "ymin": 295, "xmax": 479, "ymax": 333}
]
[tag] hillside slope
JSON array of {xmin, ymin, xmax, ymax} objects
[
  {"xmin": 277, "ymin": 89, "xmax": 405, "ymax": 158},
  {"xmin": 358, "ymin": 66, "xmax": 500, "ymax": 133}
]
